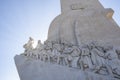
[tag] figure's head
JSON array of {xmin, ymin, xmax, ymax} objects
[
  {"xmin": 29, "ymin": 37, "xmax": 34, "ymax": 41},
  {"xmin": 38, "ymin": 40, "xmax": 41, "ymax": 43}
]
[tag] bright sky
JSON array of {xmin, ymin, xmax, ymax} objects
[{"xmin": 0, "ymin": 0, "xmax": 120, "ymax": 80}]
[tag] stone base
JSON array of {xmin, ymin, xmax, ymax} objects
[{"xmin": 14, "ymin": 55, "xmax": 117, "ymax": 80}]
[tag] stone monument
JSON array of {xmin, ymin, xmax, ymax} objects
[{"xmin": 14, "ymin": 0, "xmax": 120, "ymax": 80}]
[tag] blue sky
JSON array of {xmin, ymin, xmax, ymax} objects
[{"xmin": 0, "ymin": 0, "xmax": 119, "ymax": 80}]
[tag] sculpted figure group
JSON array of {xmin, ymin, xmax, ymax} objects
[{"xmin": 22, "ymin": 37, "xmax": 120, "ymax": 79}]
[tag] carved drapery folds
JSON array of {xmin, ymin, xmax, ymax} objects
[{"xmin": 22, "ymin": 38, "xmax": 120, "ymax": 79}]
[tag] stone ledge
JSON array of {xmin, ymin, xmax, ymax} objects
[{"xmin": 14, "ymin": 55, "xmax": 116, "ymax": 80}]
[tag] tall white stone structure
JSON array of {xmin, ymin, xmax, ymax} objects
[
  {"xmin": 14, "ymin": 0, "xmax": 120, "ymax": 80},
  {"xmin": 48, "ymin": 0, "xmax": 120, "ymax": 46}
]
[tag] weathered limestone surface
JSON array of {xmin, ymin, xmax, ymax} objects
[
  {"xmin": 15, "ymin": 39, "xmax": 120, "ymax": 80},
  {"xmin": 60, "ymin": 0, "xmax": 104, "ymax": 13},
  {"xmin": 15, "ymin": 0, "xmax": 120, "ymax": 80},
  {"xmin": 48, "ymin": 0, "xmax": 120, "ymax": 46},
  {"xmin": 14, "ymin": 55, "xmax": 115, "ymax": 80}
]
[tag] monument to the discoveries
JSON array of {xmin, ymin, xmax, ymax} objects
[{"xmin": 14, "ymin": 0, "xmax": 120, "ymax": 80}]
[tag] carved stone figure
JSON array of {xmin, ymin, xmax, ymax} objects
[
  {"xmin": 70, "ymin": 46, "xmax": 81, "ymax": 68},
  {"xmin": 44, "ymin": 40, "xmax": 53, "ymax": 50},
  {"xmin": 23, "ymin": 37, "xmax": 34, "ymax": 56},
  {"xmin": 79, "ymin": 48, "xmax": 92, "ymax": 70},
  {"xmin": 52, "ymin": 48, "xmax": 61, "ymax": 64},
  {"xmin": 36, "ymin": 40, "xmax": 44, "ymax": 50}
]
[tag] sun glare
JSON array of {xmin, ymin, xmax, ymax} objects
[{"xmin": 33, "ymin": 40, "xmax": 38, "ymax": 48}]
